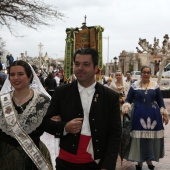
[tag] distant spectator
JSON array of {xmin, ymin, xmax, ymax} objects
[
  {"xmin": 6, "ymin": 55, "xmax": 10, "ymax": 68},
  {"xmin": 104, "ymin": 77, "xmax": 113, "ymax": 88},
  {"xmin": 31, "ymin": 64, "xmax": 38, "ymax": 72},
  {"xmin": 6, "ymin": 54, "xmax": 14, "ymax": 67},
  {"xmin": 110, "ymin": 72, "xmax": 115, "ymax": 79},
  {"xmin": 0, "ymin": 63, "xmax": 7, "ymax": 88},
  {"xmin": 44, "ymin": 72, "xmax": 57, "ymax": 97},
  {"xmin": 125, "ymin": 71, "xmax": 134, "ymax": 91},
  {"xmin": 9, "ymin": 54, "xmax": 14, "ymax": 65},
  {"xmin": 58, "ymin": 72, "xmax": 64, "ymax": 85},
  {"xmin": 101, "ymin": 74, "xmax": 107, "ymax": 85},
  {"xmin": 52, "ymin": 71, "xmax": 60, "ymax": 86},
  {"xmin": 36, "ymin": 70, "xmax": 45, "ymax": 87}
]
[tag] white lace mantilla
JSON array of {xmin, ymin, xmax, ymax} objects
[{"xmin": 0, "ymin": 89, "xmax": 50, "ymax": 137}]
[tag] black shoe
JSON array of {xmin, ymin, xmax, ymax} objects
[
  {"xmin": 136, "ymin": 165, "xmax": 142, "ymax": 170},
  {"xmin": 148, "ymin": 165, "xmax": 155, "ymax": 170}
]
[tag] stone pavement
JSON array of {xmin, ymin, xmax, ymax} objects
[{"xmin": 116, "ymin": 116, "xmax": 170, "ymax": 170}]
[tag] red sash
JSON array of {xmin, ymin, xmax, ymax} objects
[{"xmin": 59, "ymin": 135, "xmax": 94, "ymax": 163}]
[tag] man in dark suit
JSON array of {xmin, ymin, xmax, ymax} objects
[{"xmin": 44, "ymin": 48, "xmax": 122, "ymax": 170}]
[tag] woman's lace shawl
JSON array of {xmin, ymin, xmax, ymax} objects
[{"xmin": 0, "ymin": 89, "xmax": 50, "ymax": 137}]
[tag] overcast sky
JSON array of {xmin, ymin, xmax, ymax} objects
[{"xmin": 2, "ymin": 0, "xmax": 170, "ymax": 64}]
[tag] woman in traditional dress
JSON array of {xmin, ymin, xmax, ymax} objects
[
  {"xmin": 110, "ymin": 70, "xmax": 129, "ymax": 121},
  {"xmin": 0, "ymin": 60, "xmax": 53, "ymax": 170},
  {"xmin": 122, "ymin": 66, "xmax": 169, "ymax": 170}
]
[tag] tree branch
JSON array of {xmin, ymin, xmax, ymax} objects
[{"xmin": 0, "ymin": 0, "xmax": 65, "ymax": 35}]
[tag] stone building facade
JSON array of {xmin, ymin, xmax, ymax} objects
[{"xmin": 117, "ymin": 50, "xmax": 165, "ymax": 76}]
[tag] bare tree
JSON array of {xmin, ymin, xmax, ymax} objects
[{"xmin": 0, "ymin": 0, "xmax": 64, "ymax": 34}]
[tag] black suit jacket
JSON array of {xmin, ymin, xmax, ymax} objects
[{"xmin": 43, "ymin": 81, "xmax": 122, "ymax": 170}]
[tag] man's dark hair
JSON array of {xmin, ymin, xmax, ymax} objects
[
  {"xmin": 73, "ymin": 48, "xmax": 99, "ymax": 67},
  {"xmin": 126, "ymin": 71, "xmax": 131, "ymax": 74}
]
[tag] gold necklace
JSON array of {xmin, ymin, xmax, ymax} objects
[{"xmin": 13, "ymin": 90, "xmax": 31, "ymax": 106}]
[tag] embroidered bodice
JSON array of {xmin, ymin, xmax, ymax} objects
[
  {"xmin": 126, "ymin": 80, "xmax": 165, "ymax": 109},
  {"xmin": 0, "ymin": 89, "xmax": 50, "ymax": 137}
]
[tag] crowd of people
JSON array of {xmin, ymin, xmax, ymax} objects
[{"xmin": 0, "ymin": 48, "xmax": 169, "ymax": 170}]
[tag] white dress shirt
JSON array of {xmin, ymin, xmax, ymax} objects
[
  {"xmin": 78, "ymin": 82, "xmax": 100, "ymax": 163},
  {"xmin": 78, "ymin": 82, "xmax": 96, "ymax": 136}
]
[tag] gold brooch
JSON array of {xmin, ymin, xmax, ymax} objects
[{"xmin": 94, "ymin": 94, "xmax": 99, "ymax": 102}]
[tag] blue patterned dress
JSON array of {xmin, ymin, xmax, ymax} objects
[{"xmin": 124, "ymin": 80, "xmax": 165, "ymax": 162}]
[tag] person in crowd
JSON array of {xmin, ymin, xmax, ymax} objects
[
  {"xmin": 0, "ymin": 60, "xmax": 53, "ymax": 170},
  {"xmin": 53, "ymin": 71, "xmax": 60, "ymax": 86},
  {"xmin": 6, "ymin": 55, "xmax": 11, "ymax": 68},
  {"xmin": 44, "ymin": 72, "xmax": 57, "ymax": 97},
  {"xmin": 43, "ymin": 48, "xmax": 122, "ymax": 170},
  {"xmin": 122, "ymin": 66, "xmax": 169, "ymax": 170},
  {"xmin": 124, "ymin": 71, "xmax": 134, "ymax": 90},
  {"xmin": 36, "ymin": 69, "xmax": 45, "ymax": 87},
  {"xmin": 57, "ymin": 71, "xmax": 64, "ymax": 85},
  {"xmin": 0, "ymin": 63, "xmax": 7, "ymax": 88},
  {"xmin": 6, "ymin": 54, "xmax": 14, "ymax": 68},
  {"xmin": 110, "ymin": 70, "xmax": 129, "ymax": 122},
  {"xmin": 110, "ymin": 72, "xmax": 115, "ymax": 79},
  {"xmin": 104, "ymin": 77, "xmax": 112, "ymax": 88},
  {"xmin": 110, "ymin": 70, "xmax": 129, "ymax": 97},
  {"xmin": 31, "ymin": 63, "xmax": 38, "ymax": 72},
  {"xmin": 101, "ymin": 74, "xmax": 107, "ymax": 85}
]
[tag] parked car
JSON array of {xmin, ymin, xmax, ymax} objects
[
  {"xmin": 164, "ymin": 63, "xmax": 170, "ymax": 71},
  {"xmin": 156, "ymin": 71, "xmax": 170, "ymax": 78},
  {"xmin": 163, "ymin": 71, "xmax": 170, "ymax": 78},
  {"xmin": 131, "ymin": 71, "xmax": 141, "ymax": 81}
]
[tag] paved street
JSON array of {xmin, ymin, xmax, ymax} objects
[{"xmin": 116, "ymin": 115, "xmax": 170, "ymax": 170}]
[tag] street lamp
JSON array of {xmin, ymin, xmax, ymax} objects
[{"xmin": 113, "ymin": 56, "xmax": 117, "ymax": 72}]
